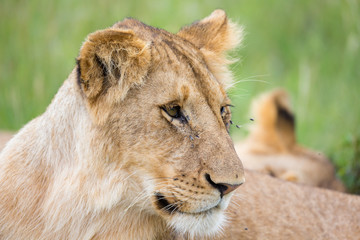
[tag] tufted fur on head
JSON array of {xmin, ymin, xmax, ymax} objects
[{"xmin": 178, "ymin": 9, "xmax": 243, "ymax": 89}]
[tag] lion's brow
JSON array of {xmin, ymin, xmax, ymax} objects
[
  {"xmin": 165, "ymin": 38, "xmax": 224, "ymax": 101},
  {"xmin": 152, "ymin": 33, "xmax": 226, "ymax": 116}
]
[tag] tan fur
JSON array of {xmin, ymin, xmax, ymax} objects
[
  {"xmin": 235, "ymin": 89, "xmax": 346, "ymax": 191},
  {"xmin": 219, "ymin": 170, "xmax": 360, "ymax": 240},
  {"xmin": 1, "ymin": 10, "xmax": 358, "ymax": 240},
  {"xmin": 0, "ymin": 131, "xmax": 13, "ymax": 152},
  {"xmin": 178, "ymin": 9, "xmax": 243, "ymax": 89}
]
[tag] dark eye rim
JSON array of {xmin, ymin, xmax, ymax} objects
[
  {"xmin": 220, "ymin": 106, "xmax": 226, "ymax": 115},
  {"xmin": 160, "ymin": 105, "xmax": 188, "ymax": 125},
  {"xmin": 221, "ymin": 104, "xmax": 233, "ymax": 116},
  {"xmin": 221, "ymin": 104, "xmax": 233, "ymax": 132}
]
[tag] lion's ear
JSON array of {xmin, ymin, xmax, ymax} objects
[
  {"xmin": 177, "ymin": 9, "xmax": 242, "ymax": 55},
  {"xmin": 177, "ymin": 10, "xmax": 243, "ymax": 87},
  {"xmin": 77, "ymin": 29, "xmax": 151, "ymax": 102},
  {"xmin": 251, "ymin": 89, "xmax": 296, "ymax": 151}
]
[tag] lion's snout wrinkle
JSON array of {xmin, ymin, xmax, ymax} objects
[{"xmin": 197, "ymin": 132, "xmax": 245, "ymax": 189}]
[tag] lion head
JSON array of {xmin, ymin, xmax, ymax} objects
[
  {"xmin": 78, "ymin": 11, "xmax": 244, "ymax": 238},
  {"xmin": 0, "ymin": 10, "xmax": 245, "ymax": 240},
  {"xmin": 76, "ymin": 9, "xmax": 245, "ymax": 238}
]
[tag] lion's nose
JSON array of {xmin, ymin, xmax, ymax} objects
[{"xmin": 205, "ymin": 173, "xmax": 243, "ymax": 197}]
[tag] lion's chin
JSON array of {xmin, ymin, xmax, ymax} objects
[
  {"xmin": 163, "ymin": 196, "xmax": 232, "ymax": 239},
  {"xmin": 152, "ymin": 192, "xmax": 233, "ymax": 238},
  {"xmin": 167, "ymin": 208, "xmax": 227, "ymax": 239}
]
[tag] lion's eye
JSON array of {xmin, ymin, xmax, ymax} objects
[
  {"xmin": 220, "ymin": 105, "xmax": 232, "ymax": 132},
  {"xmin": 161, "ymin": 105, "xmax": 188, "ymax": 125},
  {"xmin": 164, "ymin": 106, "xmax": 181, "ymax": 118},
  {"xmin": 220, "ymin": 106, "xmax": 226, "ymax": 116},
  {"xmin": 163, "ymin": 105, "xmax": 181, "ymax": 118}
]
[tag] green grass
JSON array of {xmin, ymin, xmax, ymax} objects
[{"xmin": 1, "ymin": 0, "xmax": 359, "ymax": 193}]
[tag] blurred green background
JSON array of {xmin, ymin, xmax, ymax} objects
[{"xmin": 0, "ymin": 0, "xmax": 359, "ymax": 193}]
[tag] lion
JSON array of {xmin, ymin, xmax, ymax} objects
[
  {"xmin": 0, "ymin": 10, "xmax": 245, "ymax": 239},
  {"xmin": 0, "ymin": 10, "xmax": 359, "ymax": 240},
  {"xmin": 234, "ymin": 89, "xmax": 346, "ymax": 191}
]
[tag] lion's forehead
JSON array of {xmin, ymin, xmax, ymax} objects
[
  {"xmin": 151, "ymin": 42, "xmax": 227, "ymax": 115},
  {"xmin": 113, "ymin": 18, "xmax": 226, "ymax": 91},
  {"xmin": 113, "ymin": 18, "xmax": 227, "ymax": 105}
]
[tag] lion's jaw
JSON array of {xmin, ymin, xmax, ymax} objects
[
  {"xmin": 131, "ymin": 174, "xmax": 231, "ymax": 238},
  {"xmin": 138, "ymin": 166, "xmax": 235, "ymax": 238},
  {"xmin": 164, "ymin": 194, "xmax": 233, "ymax": 238}
]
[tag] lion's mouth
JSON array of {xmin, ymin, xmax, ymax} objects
[
  {"xmin": 154, "ymin": 192, "xmax": 219, "ymax": 215},
  {"xmin": 155, "ymin": 192, "xmax": 180, "ymax": 214},
  {"xmin": 154, "ymin": 191, "xmax": 228, "ymax": 238}
]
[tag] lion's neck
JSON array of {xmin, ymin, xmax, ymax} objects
[{"xmin": 0, "ymin": 73, "xmax": 169, "ymax": 239}]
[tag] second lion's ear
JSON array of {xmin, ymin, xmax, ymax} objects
[{"xmin": 77, "ymin": 28, "xmax": 151, "ymax": 102}]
